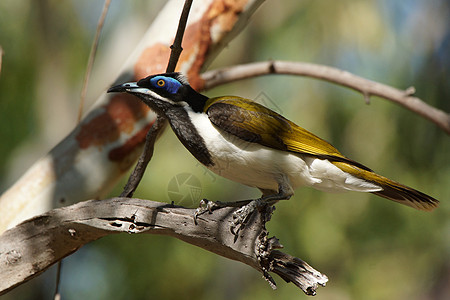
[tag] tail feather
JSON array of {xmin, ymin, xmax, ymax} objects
[
  {"xmin": 372, "ymin": 179, "xmax": 439, "ymax": 211},
  {"xmin": 333, "ymin": 161, "xmax": 439, "ymax": 211}
]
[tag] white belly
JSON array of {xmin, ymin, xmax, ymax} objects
[
  {"xmin": 204, "ymin": 131, "xmax": 316, "ymax": 191},
  {"xmin": 188, "ymin": 110, "xmax": 381, "ymax": 193}
]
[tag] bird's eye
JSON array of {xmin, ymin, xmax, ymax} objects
[{"xmin": 157, "ymin": 79, "xmax": 165, "ymax": 87}]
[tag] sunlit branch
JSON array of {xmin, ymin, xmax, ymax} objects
[
  {"xmin": 201, "ymin": 61, "xmax": 450, "ymax": 134},
  {"xmin": 0, "ymin": 198, "xmax": 328, "ymax": 296}
]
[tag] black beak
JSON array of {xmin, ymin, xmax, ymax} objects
[{"xmin": 107, "ymin": 82, "xmax": 139, "ymax": 93}]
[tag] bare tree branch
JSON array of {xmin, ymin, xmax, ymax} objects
[
  {"xmin": 201, "ymin": 61, "xmax": 450, "ymax": 134},
  {"xmin": 0, "ymin": 198, "xmax": 328, "ymax": 296},
  {"xmin": 0, "ymin": 46, "xmax": 3, "ymax": 75},
  {"xmin": 166, "ymin": 0, "xmax": 193, "ymax": 73},
  {"xmin": 121, "ymin": 0, "xmax": 193, "ymax": 198},
  {"xmin": 77, "ymin": 0, "xmax": 111, "ymax": 123},
  {"xmin": 120, "ymin": 115, "xmax": 167, "ymax": 197}
]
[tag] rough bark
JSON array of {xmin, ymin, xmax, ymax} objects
[{"xmin": 0, "ymin": 198, "xmax": 328, "ymax": 296}]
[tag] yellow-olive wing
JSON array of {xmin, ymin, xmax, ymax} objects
[{"xmin": 205, "ymin": 96, "xmax": 371, "ymax": 171}]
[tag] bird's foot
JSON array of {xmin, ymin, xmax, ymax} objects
[
  {"xmin": 193, "ymin": 199, "xmax": 229, "ymax": 225},
  {"xmin": 230, "ymin": 199, "xmax": 276, "ymax": 235},
  {"xmin": 194, "ymin": 198, "xmax": 275, "ymax": 236},
  {"xmin": 230, "ymin": 199, "xmax": 259, "ymax": 235}
]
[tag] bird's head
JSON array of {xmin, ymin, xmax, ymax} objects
[{"xmin": 108, "ymin": 73, "xmax": 207, "ymax": 113}]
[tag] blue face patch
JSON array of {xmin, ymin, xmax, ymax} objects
[{"xmin": 150, "ymin": 76, "xmax": 182, "ymax": 94}]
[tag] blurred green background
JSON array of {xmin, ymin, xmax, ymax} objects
[{"xmin": 1, "ymin": 0, "xmax": 449, "ymax": 299}]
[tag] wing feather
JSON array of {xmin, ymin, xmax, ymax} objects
[
  {"xmin": 205, "ymin": 96, "xmax": 438, "ymax": 211},
  {"xmin": 206, "ymin": 96, "xmax": 371, "ymax": 170}
]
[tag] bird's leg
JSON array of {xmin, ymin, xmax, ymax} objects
[
  {"xmin": 193, "ymin": 191, "xmax": 278, "ymax": 224},
  {"xmin": 194, "ymin": 181, "xmax": 293, "ymax": 235},
  {"xmin": 230, "ymin": 183, "xmax": 293, "ymax": 235},
  {"xmin": 193, "ymin": 198, "xmax": 253, "ymax": 224}
]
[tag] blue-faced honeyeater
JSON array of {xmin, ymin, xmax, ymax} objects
[{"xmin": 108, "ymin": 73, "xmax": 438, "ymax": 222}]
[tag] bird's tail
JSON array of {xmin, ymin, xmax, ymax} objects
[
  {"xmin": 371, "ymin": 177, "xmax": 439, "ymax": 211},
  {"xmin": 333, "ymin": 161, "xmax": 439, "ymax": 211}
]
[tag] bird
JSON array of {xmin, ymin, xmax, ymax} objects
[{"xmin": 108, "ymin": 72, "xmax": 438, "ymax": 230}]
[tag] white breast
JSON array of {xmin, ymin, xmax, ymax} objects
[{"xmin": 187, "ymin": 109, "xmax": 381, "ymax": 194}]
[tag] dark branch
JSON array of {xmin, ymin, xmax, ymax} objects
[
  {"xmin": 166, "ymin": 0, "xmax": 193, "ymax": 73},
  {"xmin": 0, "ymin": 198, "xmax": 328, "ymax": 296},
  {"xmin": 120, "ymin": 115, "xmax": 167, "ymax": 197},
  {"xmin": 121, "ymin": 0, "xmax": 193, "ymax": 197}
]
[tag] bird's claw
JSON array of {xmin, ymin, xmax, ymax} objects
[
  {"xmin": 193, "ymin": 199, "xmax": 208, "ymax": 224},
  {"xmin": 193, "ymin": 199, "xmax": 224, "ymax": 224},
  {"xmin": 194, "ymin": 198, "xmax": 272, "ymax": 237},
  {"xmin": 230, "ymin": 199, "xmax": 262, "ymax": 235}
]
